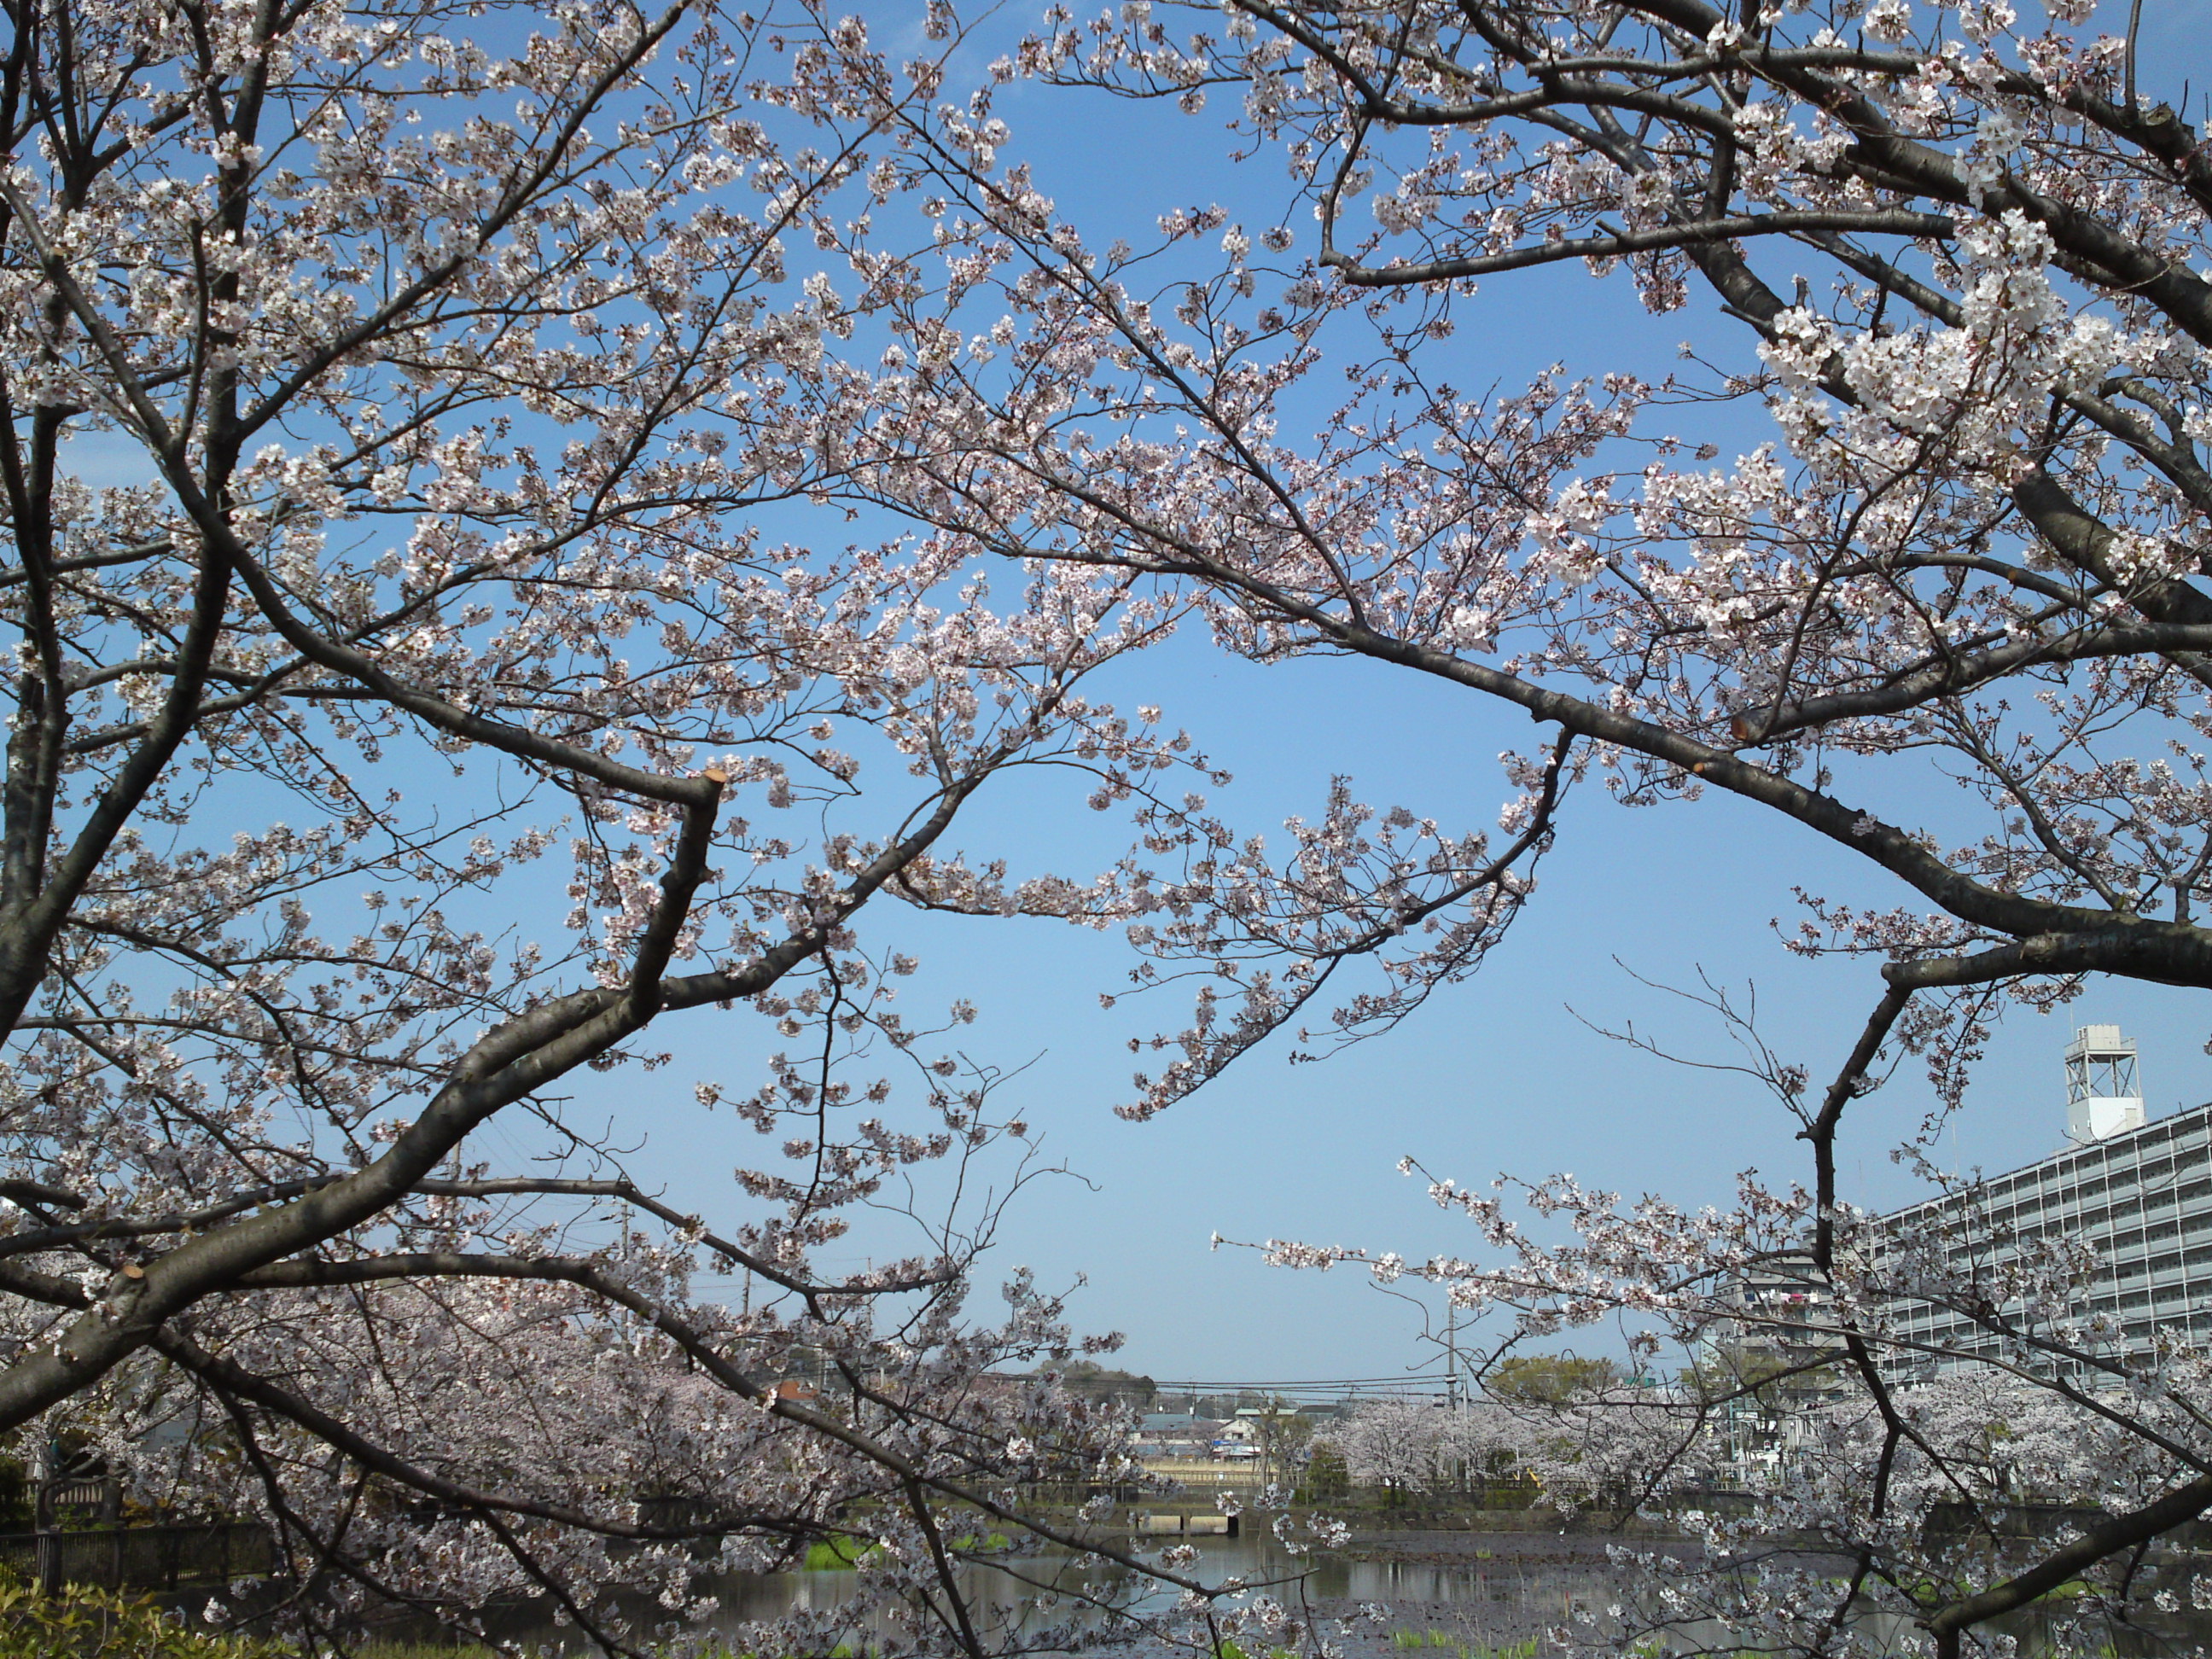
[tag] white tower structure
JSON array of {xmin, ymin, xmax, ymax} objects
[{"xmin": 2065, "ymin": 1023, "xmax": 2146, "ymax": 1143}]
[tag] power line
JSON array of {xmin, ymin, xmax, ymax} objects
[
  {"xmin": 1145, "ymin": 1376, "xmax": 1451, "ymax": 1401},
  {"xmin": 1150, "ymin": 1377, "xmax": 1445, "ymax": 1387}
]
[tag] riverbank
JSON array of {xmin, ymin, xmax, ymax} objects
[
  {"xmin": 1334, "ymin": 1528, "xmax": 1703, "ymax": 1569},
  {"xmin": 1091, "ymin": 1502, "xmax": 1697, "ymax": 1544}
]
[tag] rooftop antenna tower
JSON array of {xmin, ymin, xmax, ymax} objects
[{"xmin": 2065, "ymin": 1024, "xmax": 2145, "ymax": 1144}]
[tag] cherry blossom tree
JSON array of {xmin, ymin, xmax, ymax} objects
[
  {"xmin": 0, "ymin": 0, "xmax": 1279, "ymax": 1650},
  {"xmin": 777, "ymin": 0, "xmax": 2212, "ymax": 1649},
  {"xmin": 1312, "ymin": 1398, "xmax": 1455, "ymax": 1493},
  {"xmin": 1312, "ymin": 1396, "xmax": 1530, "ymax": 1494},
  {"xmin": 1315, "ymin": 1377, "xmax": 1700, "ymax": 1517}
]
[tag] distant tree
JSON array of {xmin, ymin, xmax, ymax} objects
[
  {"xmin": 1314, "ymin": 1397, "xmax": 1528, "ymax": 1493},
  {"xmin": 1299, "ymin": 1441, "xmax": 1351, "ymax": 1500},
  {"xmin": 1050, "ymin": 1361, "xmax": 1160, "ymax": 1408},
  {"xmin": 1484, "ymin": 1355, "xmax": 1624, "ymax": 1406},
  {"xmin": 1249, "ymin": 1405, "xmax": 1313, "ymax": 1488},
  {"xmin": 1504, "ymin": 1381, "xmax": 1713, "ymax": 1519}
]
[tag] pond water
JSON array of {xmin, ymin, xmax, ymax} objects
[
  {"xmin": 713, "ymin": 1532, "xmax": 1633, "ymax": 1627},
  {"xmin": 492, "ymin": 1528, "xmax": 2212, "ymax": 1657},
  {"xmin": 488, "ymin": 1529, "xmax": 1650, "ymax": 1656}
]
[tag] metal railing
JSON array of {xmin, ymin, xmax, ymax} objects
[{"xmin": 0, "ymin": 1522, "xmax": 271, "ymax": 1592}]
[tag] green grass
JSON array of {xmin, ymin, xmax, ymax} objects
[
  {"xmin": 802, "ymin": 1529, "xmax": 1008, "ymax": 1570},
  {"xmin": 801, "ymin": 1535, "xmax": 880, "ymax": 1571},
  {"xmin": 356, "ymin": 1647, "xmax": 883, "ymax": 1659},
  {"xmin": 1391, "ymin": 1631, "xmax": 1540, "ymax": 1659}
]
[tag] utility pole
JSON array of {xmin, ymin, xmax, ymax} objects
[
  {"xmin": 32, "ymin": 1433, "xmax": 59, "ymax": 1598},
  {"xmin": 1445, "ymin": 1303, "xmax": 1466, "ymax": 1496}
]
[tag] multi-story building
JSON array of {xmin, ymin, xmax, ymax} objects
[
  {"xmin": 1702, "ymin": 1258, "xmax": 1847, "ymax": 1474},
  {"xmin": 1876, "ymin": 1026, "xmax": 2212, "ymax": 1377}
]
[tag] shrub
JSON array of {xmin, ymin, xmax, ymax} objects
[{"xmin": 0, "ymin": 1574, "xmax": 288, "ymax": 1659}]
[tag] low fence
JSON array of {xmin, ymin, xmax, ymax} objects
[
  {"xmin": 0, "ymin": 1522, "xmax": 272, "ymax": 1592},
  {"xmin": 1136, "ymin": 1459, "xmax": 1280, "ymax": 1490},
  {"xmin": 1138, "ymin": 1463, "xmax": 1550, "ymax": 1506},
  {"xmin": 1136, "ymin": 1511, "xmax": 1236, "ymax": 1535}
]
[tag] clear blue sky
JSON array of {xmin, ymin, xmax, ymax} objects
[{"xmin": 574, "ymin": 0, "xmax": 2212, "ymax": 1386}]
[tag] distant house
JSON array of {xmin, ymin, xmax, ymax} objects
[
  {"xmin": 1131, "ymin": 1401, "xmax": 1342, "ymax": 1464},
  {"xmin": 1132, "ymin": 1414, "xmax": 1226, "ymax": 1459}
]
